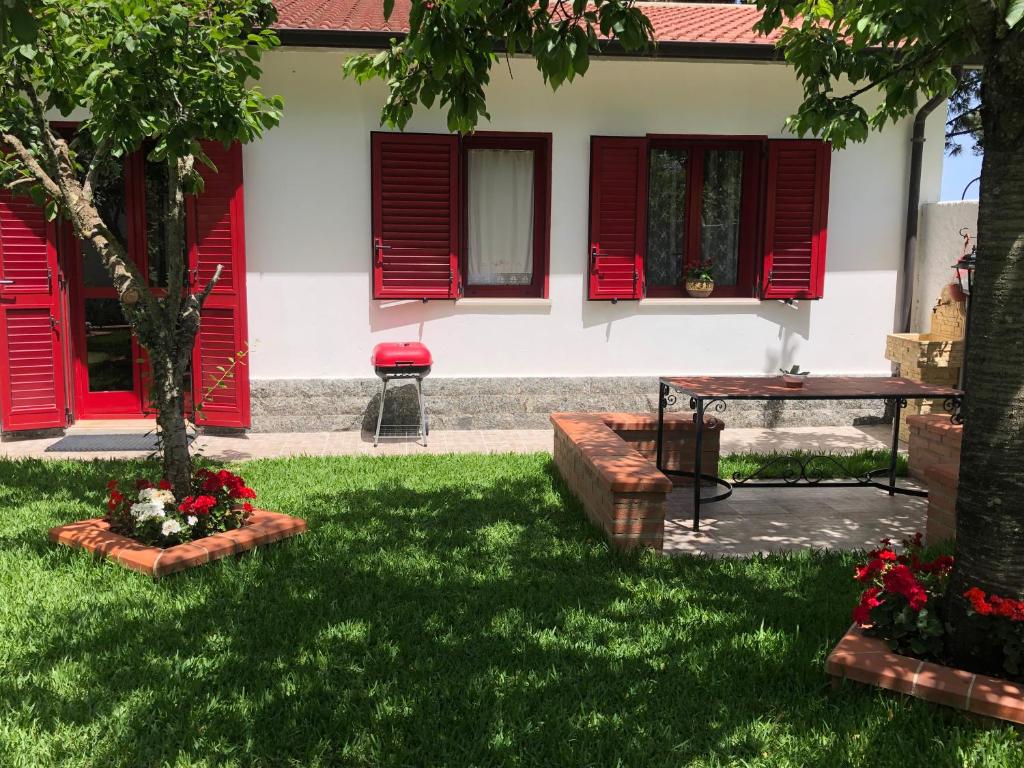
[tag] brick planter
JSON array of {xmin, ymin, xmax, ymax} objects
[
  {"xmin": 827, "ymin": 624, "xmax": 1024, "ymax": 725},
  {"xmin": 551, "ymin": 412, "xmax": 723, "ymax": 551},
  {"xmin": 49, "ymin": 509, "xmax": 306, "ymax": 578},
  {"xmin": 906, "ymin": 414, "xmax": 963, "ymax": 546},
  {"xmin": 907, "ymin": 414, "xmax": 962, "ymax": 482}
]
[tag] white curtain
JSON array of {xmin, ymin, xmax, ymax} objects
[{"xmin": 467, "ymin": 149, "xmax": 535, "ymax": 286}]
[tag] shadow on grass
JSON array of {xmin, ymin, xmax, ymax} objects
[{"xmin": 0, "ymin": 455, "xmax": 1003, "ymax": 767}]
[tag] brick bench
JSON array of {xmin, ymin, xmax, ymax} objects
[{"xmin": 550, "ymin": 412, "xmax": 724, "ymax": 551}]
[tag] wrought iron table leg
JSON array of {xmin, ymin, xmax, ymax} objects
[
  {"xmin": 656, "ymin": 382, "xmax": 667, "ymax": 471},
  {"xmin": 373, "ymin": 378, "xmax": 389, "ymax": 448},
  {"xmin": 888, "ymin": 397, "xmax": 907, "ymax": 496},
  {"xmin": 693, "ymin": 397, "xmax": 705, "ymax": 531}
]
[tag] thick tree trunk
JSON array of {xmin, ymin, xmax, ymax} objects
[{"xmin": 947, "ymin": 29, "xmax": 1024, "ymax": 672}]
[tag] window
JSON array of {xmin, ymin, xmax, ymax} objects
[
  {"xmin": 643, "ymin": 138, "xmax": 760, "ymax": 297},
  {"xmin": 371, "ymin": 132, "xmax": 550, "ymax": 300},
  {"xmin": 589, "ymin": 136, "xmax": 831, "ymax": 301}
]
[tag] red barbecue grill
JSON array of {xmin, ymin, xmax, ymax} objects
[{"xmin": 371, "ymin": 342, "xmax": 432, "ymax": 446}]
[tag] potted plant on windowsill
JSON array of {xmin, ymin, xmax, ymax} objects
[
  {"xmin": 684, "ymin": 262, "xmax": 715, "ymax": 298},
  {"xmin": 779, "ymin": 365, "xmax": 811, "ymax": 387}
]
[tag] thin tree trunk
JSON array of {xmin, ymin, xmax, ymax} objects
[
  {"xmin": 152, "ymin": 353, "xmax": 193, "ymax": 499},
  {"xmin": 947, "ymin": 29, "xmax": 1024, "ymax": 672}
]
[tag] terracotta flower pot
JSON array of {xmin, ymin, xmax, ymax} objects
[
  {"xmin": 782, "ymin": 373, "xmax": 809, "ymax": 388},
  {"xmin": 685, "ymin": 278, "xmax": 714, "ymax": 298}
]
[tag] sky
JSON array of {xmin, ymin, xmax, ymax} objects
[{"xmin": 940, "ymin": 136, "xmax": 982, "ymax": 201}]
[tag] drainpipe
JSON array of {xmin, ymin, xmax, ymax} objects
[{"xmin": 897, "ymin": 89, "xmax": 952, "ymax": 334}]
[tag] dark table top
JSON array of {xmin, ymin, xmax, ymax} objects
[{"xmin": 659, "ymin": 375, "xmax": 964, "ymax": 401}]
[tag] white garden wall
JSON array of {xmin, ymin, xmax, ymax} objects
[
  {"xmin": 913, "ymin": 201, "xmax": 979, "ymax": 332},
  {"xmin": 241, "ymin": 48, "xmax": 947, "ymax": 382}
]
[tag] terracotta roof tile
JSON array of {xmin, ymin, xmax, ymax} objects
[{"xmin": 272, "ymin": 1, "xmax": 781, "ymax": 46}]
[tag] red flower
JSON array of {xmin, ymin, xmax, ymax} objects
[
  {"xmin": 964, "ymin": 587, "xmax": 992, "ymax": 616},
  {"xmin": 878, "ymin": 550, "xmax": 898, "ymax": 562},
  {"xmin": 106, "ymin": 479, "xmax": 119, "ymax": 491},
  {"xmin": 883, "ymin": 565, "xmax": 928, "ymax": 611},
  {"xmin": 242, "ymin": 502, "xmax": 253, "ymax": 513},
  {"xmin": 158, "ymin": 479, "xmax": 172, "ymax": 490},
  {"xmin": 179, "ymin": 495, "xmax": 217, "ymax": 515},
  {"xmin": 854, "ymin": 558, "xmax": 885, "ymax": 583},
  {"xmin": 136, "ymin": 478, "xmax": 153, "ymax": 490},
  {"xmin": 918, "ymin": 555, "xmax": 955, "ymax": 575},
  {"xmin": 853, "ymin": 587, "xmax": 883, "ymax": 626}
]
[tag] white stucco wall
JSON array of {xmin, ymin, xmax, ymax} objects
[
  {"xmin": 241, "ymin": 47, "xmax": 946, "ymax": 381},
  {"xmin": 912, "ymin": 201, "xmax": 978, "ymax": 332}
]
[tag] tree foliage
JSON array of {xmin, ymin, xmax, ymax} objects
[
  {"xmin": 344, "ymin": 0, "xmax": 655, "ymax": 133},
  {"xmin": 0, "ymin": 0, "xmax": 283, "ymax": 494}
]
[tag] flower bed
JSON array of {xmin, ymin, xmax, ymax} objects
[
  {"xmin": 829, "ymin": 533, "xmax": 1024, "ymax": 724},
  {"xmin": 49, "ymin": 467, "xmax": 306, "ymax": 577}
]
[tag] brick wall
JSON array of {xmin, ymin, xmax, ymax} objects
[
  {"xmin": 907, "ymin": 413, "xmax": 962, "ymax": 545},
  {"xmin": 550, "ymin": 413, "xmax": 723, "ymax": 551},
  {"xmin": 907, "ymin": 414, "xmax": 962, "ymax": 482}
]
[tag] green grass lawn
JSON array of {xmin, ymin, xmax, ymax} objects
[{"xmin": 0, "ymin": 453, "xmax": 1015, "ymax": 768}]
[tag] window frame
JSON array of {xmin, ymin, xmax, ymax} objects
[
  {"xmin": 458, "ymin": 132, "xmax": 551, "ymax": 299},
  {"xmin": 643, "ymin": 135, "xmax": 764, "ymax": 299}
]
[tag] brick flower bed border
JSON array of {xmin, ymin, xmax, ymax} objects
[
  {"xmin": 827, "ymin": 623, "xmax": 1024, "ymax": 724},
  {"xmin": 49, "ymin": 509, "xmax": 307, "ymax": 578}
]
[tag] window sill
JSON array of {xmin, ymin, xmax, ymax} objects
[
  {"xmin": 456, "ymin": 298, "xmax": 552, "ymax": 307},
  {"xmin": 638, "ymin": 298, "xmax": 762, "ymax": 307}
]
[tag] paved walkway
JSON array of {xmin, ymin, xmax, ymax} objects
[
  {"xmin": 0, "ymin": 423, "xmax": 893, "ymax": 461},
  {"xmin": 2, "ymin": 422, "xmax": 918, "ymax": 557}
]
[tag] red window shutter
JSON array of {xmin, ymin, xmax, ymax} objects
[
  {"xmin": 371, "ymin": 132, "xmax": 459, "ymax": 299},
  {"xmin": 0, "ymin": 191, "xmax": 68, "ymax": 431},
  {"xmin": 588, "ymin": 137, "xmax": 647, "ymax": 300},
  {"xmin": 761, "ymin": 140, "xmax": 831, "ymax": 300},
  {"xmin": 189, "ymin": 140, "xmax": 250, "ymax": 428}
]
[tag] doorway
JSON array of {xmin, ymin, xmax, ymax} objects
[{"xmin": 65, "ymin": 154, "xmax": 147, "ymax": 420}]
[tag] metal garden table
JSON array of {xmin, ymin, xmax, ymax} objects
[{"xmin": 655, "ymin": 376, "xmax": 964, "ymax": 531}]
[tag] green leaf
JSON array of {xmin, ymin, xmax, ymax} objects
[{"xmin": 1008, "ymin": 0, "xmax": 1024, "ymax": 28}]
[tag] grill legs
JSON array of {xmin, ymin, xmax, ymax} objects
[{"xmin": 373, "ymin": 375, "xmax": 428, "ymax": 447}]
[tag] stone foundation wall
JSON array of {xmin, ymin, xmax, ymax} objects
[{"xmin": 251, "ymin": 377, "xmax": 887, "ymax": 433}]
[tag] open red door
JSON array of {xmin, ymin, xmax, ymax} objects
[{"xmin": 0, "ymin": 192, "xmax": 68, "ymax": 431}]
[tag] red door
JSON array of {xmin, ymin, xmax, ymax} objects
[
  {"xmin": 0, "ymin": 192, "xmax": 69, "ymax": 431},
  {"xmin": 67, "ymin": 155, "xmax": 147, "ymax": 419}
]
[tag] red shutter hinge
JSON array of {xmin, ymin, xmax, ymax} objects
[{"xmin": 49, "ymin": 314, "xmax": 59, "ymax": 330}]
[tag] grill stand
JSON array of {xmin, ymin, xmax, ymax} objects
[{"xmin": 373, "ymin": 373, "xmax": 429, "ymax": 447}]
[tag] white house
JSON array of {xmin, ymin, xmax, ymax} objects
[{"xmin": 0, "ymin": 1, "xmax": 947, "ymax": 435}]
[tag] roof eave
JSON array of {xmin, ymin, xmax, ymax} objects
[{"xmin": 273, "ymin": 28, "xmax": 784, "ymax": 62}]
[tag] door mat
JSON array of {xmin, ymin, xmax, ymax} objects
[{"xmin": 45, "ymin": 434, "xmax": 194, "ymax": 453}]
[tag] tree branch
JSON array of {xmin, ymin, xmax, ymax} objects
[
  {"xmin": 963, "ymin": 0, "xmax": 1000, "ymax": 45},
  {"xmin": 196, "ymin": 263, "xmax": 223, "ymax": 307},
  {"xmin": 836, "ymin": 35, "xmax": 954, "ymax": 104},
  {"xmin": 17, "ymin": 78, "xmax": 66, "ymax": 181},
  {"xmin": 0, "ymin": 132, "xmax": 62, "ymax": 199},
  {"xmin": 82, "ymin": 137, "xmax": 112, "ymax": 202}
]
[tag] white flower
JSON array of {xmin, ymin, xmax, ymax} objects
[
  {"xmin": 161, "ymin": 519, "xmax": 182, "ymax": 537},
  {"xmin": 138, "ymin": 488, "xmax": 175, "ymax": 506},
  {"xmin": 186, "ymin": 516, "xmax": 198, "ymax": 526},
  {"xmin": 130, "ymin": 502, "xmax": 166, "ymax": 521}
]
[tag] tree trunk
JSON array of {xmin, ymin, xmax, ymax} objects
[
  {"xmin": 152, "ymin": 350, "xmax": 193, "ymax": 500},
  {"xmin": 947, "ymin": 29, "xmax": 1024, "ymax": 673}
]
